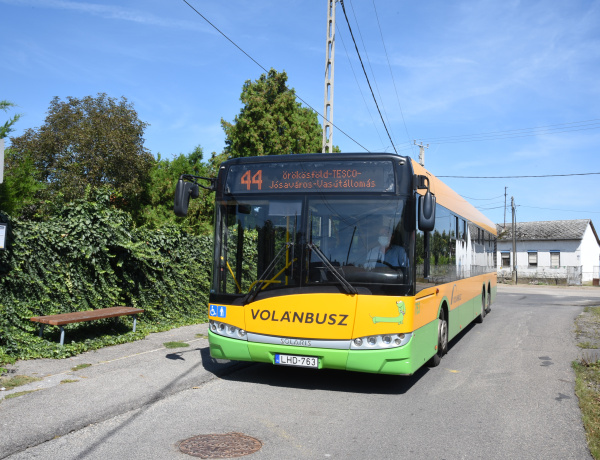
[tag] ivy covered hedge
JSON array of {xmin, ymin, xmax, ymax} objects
[{"xmin": 0, "ymin": 191, "xmax": 211, "ymax": 364}]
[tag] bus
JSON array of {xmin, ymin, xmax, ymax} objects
[{"xmin": 174, "ymin": 153, "xmax": 497, "ymax": 375}]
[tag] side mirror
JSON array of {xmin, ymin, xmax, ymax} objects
[
  {"xmin": 418, "ymin": 191, "xmax": 436, "ymax": 232},
  {"xmin": 174, "ymin": 179, "xmax": 199, "ymax": 217}
]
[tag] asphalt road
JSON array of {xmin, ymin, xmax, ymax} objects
[{"xmin": 3, "ymin": 284, "xmax": 600, "ymax": 459}]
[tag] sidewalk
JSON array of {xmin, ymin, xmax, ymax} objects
[{"xmin": 0, "ymin": 322, "xmax": 243, "ymax": 459}]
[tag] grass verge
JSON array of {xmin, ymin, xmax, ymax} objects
[
  {"xmin": 5, "ymin": 390, "xmax": 39, "ymax": 400},
  {"xmin": 0, "ymin": 374, "xmax": 41, "ymax": 391},
  {"xmin": 574, "ymin": 305, "xmax": 600, "ymax": 459},
  {"xmin": 71, "ymin": 363, "xmax": 91, "ymax": 371},
  {"xmin": 163, "ymin": 341, "xmax": 190, "ymax": 349},
  {"xmin": 574, "ymin": 359, "xmax": 600, "ymax": 459}
]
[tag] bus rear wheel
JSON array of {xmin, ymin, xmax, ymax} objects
[
  {"xmin": 476, "ymin": 289, "xmax": 486, "ymax": 323},
  {"xmin": 427, "ymin": 308, "xmax": 448, "ymax": 367}
]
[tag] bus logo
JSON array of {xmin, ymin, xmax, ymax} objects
[
  {"xmin": 249, "ymin": 309, "xmax": 348, "ymax": 326},
  {"xmin": 372, "ymin": 301, "xmax": 406, "ymax": 325}
]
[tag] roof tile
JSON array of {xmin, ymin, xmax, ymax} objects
[{"xmin": 496, "ymin": 219, "xmax": 591, "ymax": 241}]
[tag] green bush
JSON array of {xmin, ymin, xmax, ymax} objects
[{"xmin": 0, "ymin": 190, "xmax": 211, "ymax": 364}]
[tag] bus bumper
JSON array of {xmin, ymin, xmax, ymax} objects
[{"xmin": 208, "ymin": 328, "xmax": 434, "ymax": 376}]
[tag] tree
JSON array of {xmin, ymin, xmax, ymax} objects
[
  {"xmin": 0, "ymin": 100, "xmax": 22, "ymax": 139},
  {"xmin": 8, "ymin": 93, "xmax": 154, "ymax": 211},
  {"xmin": 0, "ymin": 100, "xmax": 37, "ymax": 217},
  {"xmin": 221, "ymin": 69, "xmax": 322, "ymax": 158},
  {"xmin": 0, "ymin": 148, "xmax": 45, "ymax": 218},
  {"xmin": 140, "ymin": 146, "xmax": 215, "ymax": 235}
]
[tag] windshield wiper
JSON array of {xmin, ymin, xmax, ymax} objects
[
  {"xmin": 307, "ymin": 242, "xmax": 358, "ymax": 295},
  {"xmin": 242, "ymin": 242, "xmax": 294, "ymax": 305}
]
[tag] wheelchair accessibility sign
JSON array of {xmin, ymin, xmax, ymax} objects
[{"xmin": 209, "ymin": 304, "xmax": 227, "ymax": 318}]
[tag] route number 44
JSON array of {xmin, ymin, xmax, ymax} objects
[{"xmin": 240, "ymin": 169, "xmax": 263, "ymax": 191}]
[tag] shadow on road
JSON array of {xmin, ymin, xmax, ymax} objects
[
  {"xmin": 197, "ymin": 319, "xmax": 483, "ymax": 396},
  {"xmin": 219, "ymin": 362, "xmax": 430, "ymax": 395}
]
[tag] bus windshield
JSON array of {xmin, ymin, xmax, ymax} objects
[{"xmin": 213, "ymin": 195, "xmax": 413, "ymax": 302}]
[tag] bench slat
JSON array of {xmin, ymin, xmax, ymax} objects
[{"xmin": 30, "ymin": 307, "xmax": 144, "ymax": 326}]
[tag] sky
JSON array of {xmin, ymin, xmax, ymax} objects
[{"xmin": 1, "ymin": 0, "xmax": 600, "ymax": 227}]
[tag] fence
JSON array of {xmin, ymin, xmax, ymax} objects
[
  {"xmin": 415, "ymin": 264, "xmax": 598, "ymax": 286},
  {"xmin": 497, "ymin": 266, "xmax": 590, "ymax": 286}
]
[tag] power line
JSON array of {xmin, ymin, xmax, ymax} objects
[
  {"xmin": 180, "ymin": 0, "xmax": 370, "ymax": 152},
  {"xmin": 371, "ymin": 0, "xmax": 415, "ymax": 158},
  {"xmin": 519, "ymin": 205, "xmax": 600, "ymax": 214},
  {"xmin": 475, "ymin": 205, "xmax": 506, "ymax": 210},
  {"xmin": 424, "ymin": 118, "xmax": 600, "ymax": 142},
  {"xmin": 421, "ymin": 119, "xmax": 600, "ymax": 145},
  {"xmin": 347, "ymin": 0, "xmax": 395, "ymax": 149},
  {"xmin": 462, "ymin": 194, "xmax": 505, "ymax": 200},
  {"xmin": 339, "ymin": 0, "xmax": 397, "ymax": 153},
  {"xmin": 439, "ymin": 172, "xmax": 600, "ymax": 179},
  {"xmin": 181, "ymin": 0, "xmax": 267, "ymax": 73},
  {"xmin": 336, "ymin": 23, "xmax": 385, "ymax": 149}
]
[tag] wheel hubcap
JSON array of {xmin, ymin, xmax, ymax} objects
[{"xmin": 439, "ymin": 319, "xmax": 448, "ymax": 352}]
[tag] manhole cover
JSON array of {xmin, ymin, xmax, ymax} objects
[{"xmin": 179, "ymin": 432, "xmax": 262, "ymax": 458}]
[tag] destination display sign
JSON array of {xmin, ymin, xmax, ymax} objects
[{"xmin": 225, "ymin": 160, "xmax": 395, "ymax": 194}]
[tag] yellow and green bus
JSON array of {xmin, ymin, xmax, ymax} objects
[{"xmin": 175, "ymin": 153, "xmax": 497, "ymax": 375}]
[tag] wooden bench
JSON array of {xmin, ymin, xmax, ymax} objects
[{"xmin": 30, "ymin": 306, "xmax": 144, "ymax": 345}]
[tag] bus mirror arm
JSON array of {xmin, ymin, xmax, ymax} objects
[
  {"xmin": 414, "ymin": 174, "xmax": 429, "ymax": 191},
  {"xmin": 180, "ymin": 174, "xmax": 217, "ymax": 192},
  {"xmin": 173, "ymin": 174, "xmax": 216, "ymax": 217}
]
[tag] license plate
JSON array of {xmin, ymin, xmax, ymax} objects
[{"xmin": 274, "ymin": 354, "xmax": 319, "ymax": 368}]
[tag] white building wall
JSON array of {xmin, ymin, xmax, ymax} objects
[
  {"xmin": 497, "ymin": 240, "xmax": 580, "ymax": 269},
  {"xmin": 580, "ymin": 225, "xmax": 600, "ymax": 281},
  {"xmin": 496, "ymin": 221, "xmax": 600, "ymax": 283}
]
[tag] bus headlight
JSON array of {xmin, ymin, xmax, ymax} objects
[
  {"xmin": 350, "ymin": 332, "xmax": 412, "ymax": 350},
  {"xmin": 209, "ymin": 320, "xmax": 248, "ymax": 341}
]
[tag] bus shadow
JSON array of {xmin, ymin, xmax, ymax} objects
[
  {"xmin": 209, "ymin": 353, "xmax": 429, "ymax": 395},
  {"xmin": 200, "ymin": 321, "xmax": 479, "ymax": 395},
  {"xmin": 447, "ymin": 321, "xmax": 477, "ymax": 354}
]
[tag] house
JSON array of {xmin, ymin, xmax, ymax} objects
[{"xmin": 496, "ymin": 219, "xmax": 600, "ymax": 284}]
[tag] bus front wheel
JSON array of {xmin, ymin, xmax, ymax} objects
[{"xmin": 427, "ymin": 308, "xmax": 448, "ymax": 367}]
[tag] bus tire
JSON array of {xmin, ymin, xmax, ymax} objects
[
  {"xmin": 476, "ymin": 289, "xmax": 486, "ymax": 323},
  {"xmin": 427, "ymin": 308, "xmax": 448, "ymax": 367},
  {"xmin": 486, "ymin": 284, "xmax": 492, "ymax": 313}
]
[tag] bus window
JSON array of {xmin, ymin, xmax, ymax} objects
[
  {"xmin": 307, "ymin": 197, "xmax": 412, "ymax": 293},
  {"xmin": 215, "ymin": 199, "xmax": 301, "ymax": 297}
]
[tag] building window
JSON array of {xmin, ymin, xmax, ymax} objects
[
  {"xmin": 550, "ymin": 251, "xmax": 560, "ymax": 268},
  {"xmin": 501, "ymin": 252, "xmax": 510, "ymax": 267},
  {"xmin": 528, "ymin": 251, "xmax": 538, "ymax": 267}
]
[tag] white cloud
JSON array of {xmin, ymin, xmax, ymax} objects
[{"xmin": 1, "ymin": 0, "xmax": 207, "ymax": 31}]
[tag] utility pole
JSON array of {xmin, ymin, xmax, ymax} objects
[
  {"xmin": 322, "ymin": 0, "xmax": 337, "ymax": 153},
  {"xmin": 511, "ymin": 196, "xmax": 517, "ymax": 284},
  {"xmin": 414, "ymin": 140, "xmax": 429, "ymax": 166},
  {"xmin": 504, "ymin": 186, "xmax": 507, "ymax": 228}
]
